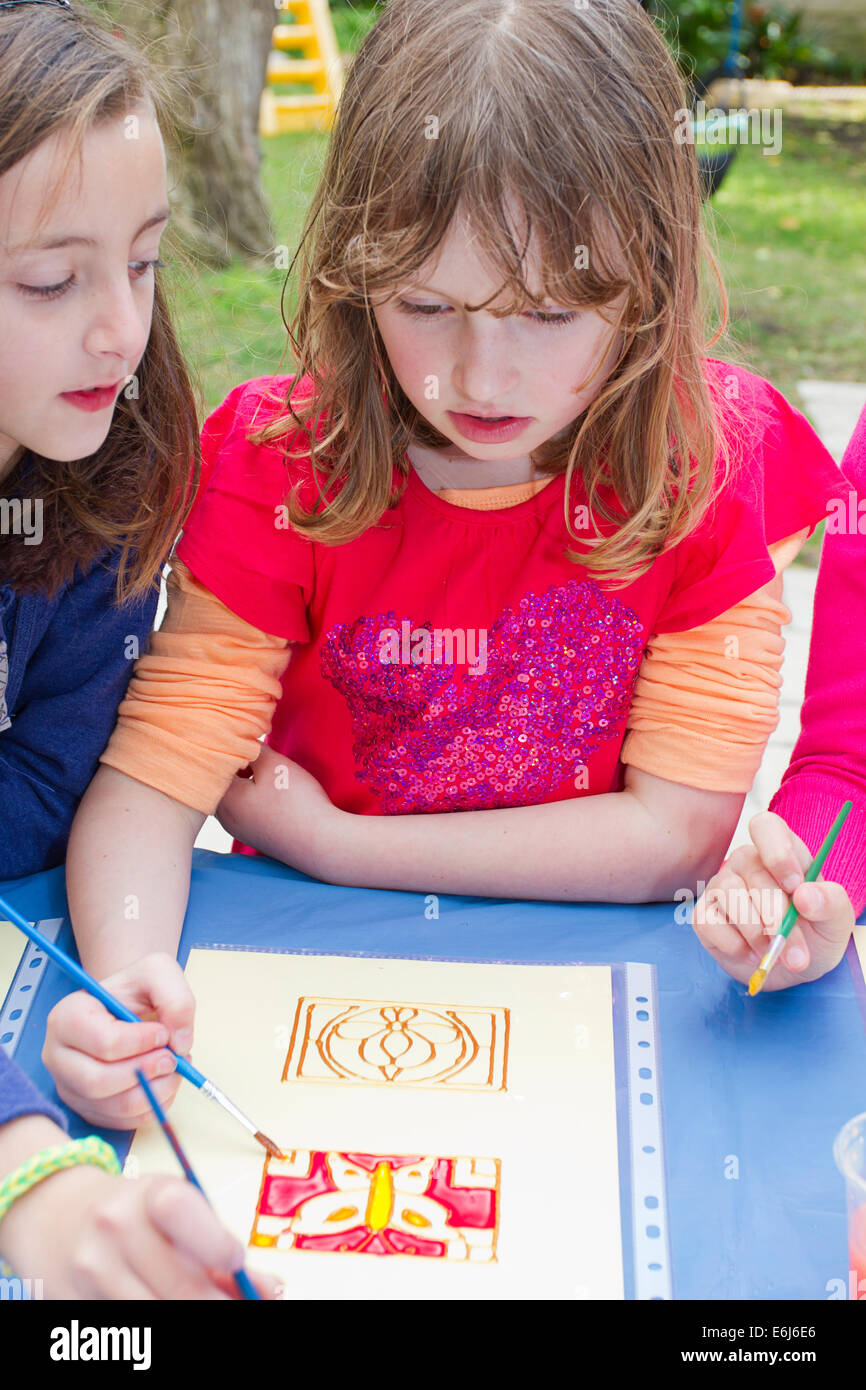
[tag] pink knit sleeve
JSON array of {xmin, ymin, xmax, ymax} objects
[{"xmin": 769, "ymin": 403, "xmax": 866, "ymax": 916}]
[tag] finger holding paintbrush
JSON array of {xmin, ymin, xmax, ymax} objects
[
  {"xmin": 749, "ymin": 801, "xmax": 853, "ymax": 995},
  {"xmin": 0, "ymin": 896, "xmax": 282, "ymax": 1158},
  {"xmin": 694, "ymin": 809, "xmax": 857, "ymax": 991},
  {"xmin": 134, "ymin": 1070, "xmax": 282, "ymax": 1302},
  {"xmin": 43, "ymin": 952, "xmax": 196, "ymax": 1131}
]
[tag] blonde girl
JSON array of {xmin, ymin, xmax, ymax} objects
[{"xmin": 46, "ymin": 0, "xmax": 847, "ymax": 1125}]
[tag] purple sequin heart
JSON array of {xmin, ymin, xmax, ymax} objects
[{"xmin": 320, "ymin": 579, "xmax": 646, "ymax": 812}]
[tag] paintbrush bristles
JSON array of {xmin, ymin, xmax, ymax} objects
[{"xmin": 255, "ymin": 1130, "xmax": 285, "ymax": 1160}]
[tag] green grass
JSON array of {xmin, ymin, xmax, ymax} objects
[
  {"xmin": 705, "ymin": 111, "xmax": 866, "ymax": 563},
  {"xmin": 328, "ymin": 1, "xmax": 384, "ymax": 53},
  {"xmin": 164, "ymin": 132, "xmax": 327, "ymax": 411},
  {"xmin": 706, "ymin": 113, "xmax": 866, "ymax": 404}
]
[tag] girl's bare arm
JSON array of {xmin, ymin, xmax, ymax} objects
[
  {"xmin": 65, "ymin": 764, "xmax": 205, "ymax": 976},
  {"xmin": 218, "ymin": 750, "xmax": 743, "ymax": 904}
]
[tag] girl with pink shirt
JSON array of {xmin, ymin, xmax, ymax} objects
[{"xmin": 694, "ymin": 404, "xmax": 866, "ymax": 989}]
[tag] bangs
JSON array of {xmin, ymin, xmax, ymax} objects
[
  {"xmin": 323, "ymin": 3, "xmax": 652, "ymax": 328},
  {"xmin": 337, "ymin": 112, "xmax": 634, "ymax": 323}
]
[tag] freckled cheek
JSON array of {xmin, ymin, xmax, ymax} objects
[
  {"xmin": 529, "ymin": 331, "xmax": 591, "ymax": 390},
  {"xmin": 379, "ymin": 322, "xmax": 435, "ymax": 396},
  {"xmin": 569, "ymin": 320, "xmax": 621, "ymax": 383}
]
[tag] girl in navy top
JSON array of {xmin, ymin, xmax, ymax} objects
[
  {"xmin": 0, "ymin": 0, "xmax": 198, "ymax": 879},
  {"xmin": 0, "ymin": 1, "xmax": 281, "ymax": 1298}
]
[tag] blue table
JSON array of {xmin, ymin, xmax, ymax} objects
[{"xmin": 3, "ymin": 849, "xmax": 865, "ymax": 1301}]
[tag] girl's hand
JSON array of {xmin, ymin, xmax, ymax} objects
[
  {"xmin": 693, "ymin": 812, "xmax": 855, "ymax": 990},
  {"xmin": 42, "ymin": 953, "xmax": 194, "ymax": 1129},
  {"xmin": 216, "ymin": 746, "xmax": 344, "ymax": 879},
  {"xmin": 0, "ymin": 1163, "xmax": 281, "ymax": 1300}
]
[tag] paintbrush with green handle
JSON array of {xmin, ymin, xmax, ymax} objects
[{"xmin": 748, "ymin": 800, "xmax": 853, "ymax": 996}]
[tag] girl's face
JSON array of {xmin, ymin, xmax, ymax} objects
[
  {"xmin": 0, "ymin": 104, "xmax": 169, "ymax": 482},
  {"xmin": 372, "ymin": 207, "xmax": 627, "ymax": 467}
]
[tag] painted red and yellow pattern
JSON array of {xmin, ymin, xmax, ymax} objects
[{"xmin": 250, "ymin": 1149, "xmax": 500, "ymax": 1261}]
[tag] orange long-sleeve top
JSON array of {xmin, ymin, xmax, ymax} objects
[{"xmin": 99, "ymin": 474, "xmax": 808, "ymax": 815}]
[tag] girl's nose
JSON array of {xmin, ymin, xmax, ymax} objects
[
  {"xmin": 454, "ymin": 326, "xmax": 519, "ymax": 404},
  {"xmin": 83, "ymin": 276, "xmax": 150, "ymax": 365}
]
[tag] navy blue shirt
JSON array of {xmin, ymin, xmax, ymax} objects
[
  {"xmin": 0, "ymin": 547, "xmax": 157, "ymax": 880},
  {"xmin": 0, "ymin": 1047, "xmax": 66, "ymax": 1132}
]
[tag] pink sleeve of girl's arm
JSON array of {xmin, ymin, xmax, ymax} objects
[{"xmin": 769, "ymin": 404, "xmax": 866, "ymax": 916}]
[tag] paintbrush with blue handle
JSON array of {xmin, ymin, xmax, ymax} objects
[
  {"xmin": 134, "ymin": 1069, "xmax": 261, "ymax": 1300},
  {"xmin": 0, "ymin": 893, "xmax": 283, "ymax": 1160}
]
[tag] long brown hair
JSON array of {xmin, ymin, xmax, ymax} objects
[
  {"xmin": 0, "ymin": 3, "xmax": 199, "ymax": 602},
  {"xmin": 254, "ymin": 0, "xmax": 750, "ymax": 586}
]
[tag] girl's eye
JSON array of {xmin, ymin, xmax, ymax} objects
[
  {"xmin": 18, "ymin": 259, "xmax": 165, "ymax": 301},
  {"xmin": 396, "ymin": 300, "xmax": 576, "ymax": 327},
  {"xmin": 529, "ymin": 309, "xmax": 576, "ymax": 327},
  {"xmin": 130, "ymin": 258, "xmax": 167, "ymax": 279},
  {"xmin": 18, "ymin": 275, "xmax": 74, "ymax": 301},
  {"xmin": 396, "ymin": 301, "xmax": 444, "ymax": 317}
]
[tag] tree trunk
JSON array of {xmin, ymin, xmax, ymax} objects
[{"xmin": 97, "ymin": 0, "xmax": 276, "ymax": 266}]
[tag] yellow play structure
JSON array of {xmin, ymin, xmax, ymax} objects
[{"xmin": 259, "ymin": 0, "xmax": 344, "ymax": 136}]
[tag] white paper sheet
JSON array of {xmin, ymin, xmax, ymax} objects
[
  {"xmin": 0, "ymin": 920, "xmax": 26, "ymax": 1010},
  {"xmin": 127, "ymin": 949, "xmax": 626, "ymax": 1299},
  {"xmin": 854, "ymin": 922, "xmax": 866, "ymax": 989}
]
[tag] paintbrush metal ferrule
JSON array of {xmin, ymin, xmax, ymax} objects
[
  {"xmin": 201, "ymin": 1081, "xmax": 282, "ymax": 1157},
  {"xmin": 749, "ymin": 932, "xmax": 787, "ymax": 996},
  {"xmin": 201, "ymin": 1079, "xmax": 257, "ymax": 1134}
]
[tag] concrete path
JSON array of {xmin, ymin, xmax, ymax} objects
[
  {"xmin": 194, "ymin": 380, "xmax": 866, "ymax": 860},
  {"xmin": 794, "ymin": 382, "xmax": 866, "ymax": 466}
]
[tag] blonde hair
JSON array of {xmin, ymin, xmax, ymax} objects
[{"xmin": 254, "ymin": 0, "xmax": 749, "ymax": 585}]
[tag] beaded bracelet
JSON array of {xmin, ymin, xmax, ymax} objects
[{"xmin": 0, "ymin": 1136, "xmax": 121, "ymax": 1225}]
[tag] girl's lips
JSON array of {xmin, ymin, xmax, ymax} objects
[
  {"xmin": 448, "ymin": 411, "xmax": 532, "ymax": 443},
  {"xmin": 60, "ymin": 383, "xmax": 122, "ymax": 413}
]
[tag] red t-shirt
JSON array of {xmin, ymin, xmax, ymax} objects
[{"xmin": 176, "ymin": 362, "xmax": 842, "ymax": 817}]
